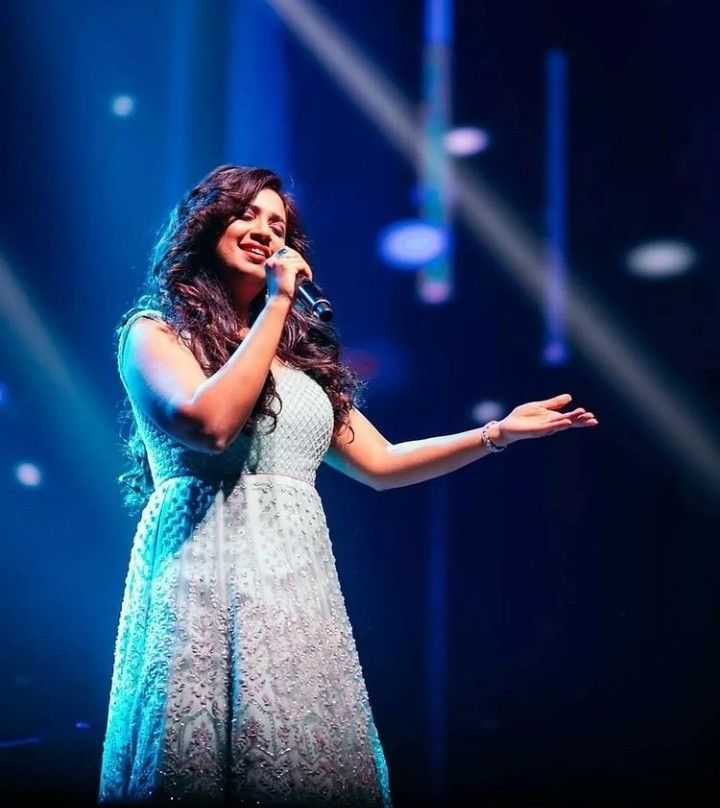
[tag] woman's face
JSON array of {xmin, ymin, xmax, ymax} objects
[{"xmin": 215, "ymin": 188, "xmax": 287, "ymax": 286}]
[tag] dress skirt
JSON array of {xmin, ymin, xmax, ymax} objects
[{"xmin": 99, "ymin": 473, "xmax": 391, "ymax": 807}]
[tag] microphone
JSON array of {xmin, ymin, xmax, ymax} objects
[{"xmin": 296, "ymin": 278, "xmax": 333, "ymax": 322}]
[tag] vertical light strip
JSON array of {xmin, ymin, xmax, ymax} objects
[
  {"xmin": 225, "ymin": 0, "xmax": 289, "ymax": 175},
  {"xmin": 422, "ymin": 3, "xmax": 453, "ymax": 800},
  {"xmin": 418, "ymin": 0, "xmax": 454, "ymax": 304},
  {"xmin": 164, "ymin": 0, "xmax": 193, "ymax": 206},
  {"xmin": 542, "ymin": 49, "xmax": 569, "ymax": 365},
  {"xmin": 263, "ymin": 0, "xmax": 421, "ymax": 165}
]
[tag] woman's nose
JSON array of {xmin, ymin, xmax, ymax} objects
[{"xmin": 251, "ymin": 222, "xmax": 272, "ymax": 241}]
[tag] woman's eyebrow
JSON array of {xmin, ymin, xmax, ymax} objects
[{"xmin": 246, "ymin": 203, "xmax": 286, "ymax": 223}]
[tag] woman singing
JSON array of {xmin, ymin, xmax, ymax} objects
[{"xmin": 99, "ymin": 165, "xmax": 598, "ymax": 806}]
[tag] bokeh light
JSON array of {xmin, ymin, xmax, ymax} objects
[
  {"xmin": 470, "ymin": 399, "xmax": 505, "ymax": 425},
  {"xmin": 418, "ymin": 278, "xmax": 452, "ymax": 304},
  {"xmin": 541, "ymin": 340, "xmax": 569, "ymax": 366},
  {"xmin": 444, "ymin": 126, "xmax": 490, "ymax": 156},
  {"xmin": 378, "ymin": 220, "xmax": 446, "ymax": 268},
  {"xmin": 626, "ymin": 240, "xmax": 696, "ymax": 278},
  {"xmin": 110, "ymin": 94, "xmax": 136, "ymax": 117},
  {"xmin": 15, "ymin": 462, "xmax": 42, "ymax": 488}
]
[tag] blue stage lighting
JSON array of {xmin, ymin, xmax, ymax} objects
[
  {"xmin": 378, "ymin": 220, "xmax": 446, "ymax": 269},
  {"xmin": 418, "ymin": 278, "xmax": 452, "ymax": 304},
  {"xmin": 626, "ymin": 240, "xmax": 696, "ymax": 278},
  {"xmin": 470, "ymin": 399, "xmax": 505, "ymax": 425},
  {"xmin": 15, "ymin": 462, "xmax": 42, "ymax": 487},
  {"xmin": 542, "ymin": 340, "xmax": 569, "ymax": 366},
  {"xmin": 110, "ymin": 94, "xmax": 136, "ymax": 117},
  {"xmin": 444, "ymin": 126, "xmax": 490, "ymax": 156}
]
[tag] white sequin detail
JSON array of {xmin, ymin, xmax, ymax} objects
[{"xmin": 100, "ymin": 312, "xmax": 392, "ymax": 806}]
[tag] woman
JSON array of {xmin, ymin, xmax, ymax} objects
[{"xmin": 99, "ymin": 165, "xmax": 598, "ymax": 807}]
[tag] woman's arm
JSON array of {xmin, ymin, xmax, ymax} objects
[
  {"xmin": 324, "ymin": 394, "xmax": 598, "ymax": 491},
  {"xmin": 121, "ymin": 295, "xmax": 292, "ymax": 453},
  {"xmin": 120, "ymin": 247, "xmax": 313, "ymax": 454}
]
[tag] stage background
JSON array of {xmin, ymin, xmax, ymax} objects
[{"xmin": 1, "ymin": 1, "xmax": 718, "ymax": 804}]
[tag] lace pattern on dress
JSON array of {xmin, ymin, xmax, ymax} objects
[{"xmin": 101, "ymin": 312, "xmax": 392, "ymax": 806}]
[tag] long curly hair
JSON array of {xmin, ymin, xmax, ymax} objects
[{"xmin": 118, "ymin": 165, "xmax": 362, "ymax": 512}]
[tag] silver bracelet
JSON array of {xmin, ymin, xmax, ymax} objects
[{"xmin": 480, "ymin": 420, "xmax": 506, "ymax": 453}]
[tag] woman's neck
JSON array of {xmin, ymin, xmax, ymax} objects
[{"xmin": 229, "ymin": 283, "xmax": 263, "ymax": 331}]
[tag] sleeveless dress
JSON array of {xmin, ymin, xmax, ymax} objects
[{"xmin": 99, "ymin": 311, "xmax": 392, "ymax": 807}]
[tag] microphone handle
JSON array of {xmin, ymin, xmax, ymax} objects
[{"xmin": 296, "ymin": 279, "xmax": 333, "ymax": 322}]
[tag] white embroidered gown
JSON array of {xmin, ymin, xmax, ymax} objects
[{"xmin": 99, "ymin": 311, "xmax": 392, "ymax": 806}]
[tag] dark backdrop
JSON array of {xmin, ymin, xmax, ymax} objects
[{"xmin": 1, "ymin": 1, "xmax": 718, "ymax": 805}]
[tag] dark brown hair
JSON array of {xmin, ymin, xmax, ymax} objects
[{"xmin": 118, "ymin": 165, "xmax": 362, "ymax": 511}]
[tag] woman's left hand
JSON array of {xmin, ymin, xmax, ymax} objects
[{"xmin": 498, "ymin": 393, "xmax": 598, "ymax": 446}]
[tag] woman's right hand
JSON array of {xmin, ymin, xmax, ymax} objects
[
  {"xmin": 264, "ymin": 246, "xmax": 313, "ymax": 303},
  {"xmin": 497, "ymin": 393, "xmax": 598, "ymax": 446}
]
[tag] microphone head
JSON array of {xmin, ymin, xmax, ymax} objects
[
  {"xmin": 312, "ymin": 301, "xmax": 333, "ymax": 322},
  {"xmin": 296, "ymin": 279, "xmax": 333, "ymax": 321}
]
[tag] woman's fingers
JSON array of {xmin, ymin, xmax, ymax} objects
[
  {"xmin": 556, "ymin": 407, "xmax": 584, "ymax": 417},
  {"xmin": 563, "ymin": 414, "xmax": 598, "ymax": 428},
  {"xmin": 265, "ymin": 247, "xmax": 314, "ymax": 298},
  {"xmin": 506, "ymin": 396, "xmax": 599, "ymax": 441},
  {"xmin": 549, "ymin": 409, "xmax": 598, "ymax": 431},
  {"xmin": 542, "ymin": 393, "xmax": 573, "ymax": 410},
  {"xmin": 549, "ymin": 406, "xmax": 598, "ymax": 422}
]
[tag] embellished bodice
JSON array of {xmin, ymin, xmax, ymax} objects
[{"xmin": 118, "ymin": 311, "xmax": 335, "ymax": 487}]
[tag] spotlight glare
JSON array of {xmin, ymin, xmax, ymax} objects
[
  {"xmin": 15, "ymin": 462, "xmax": 42, "ymax": 488},
  {"xmin": 444, "ymin": 127, "xmax": 490, "ymax": 156},
  {"xmin": 626, "ymin": 240, "xmax": 696, "ymax": 278},
  {"xmin": 419, "ymin": 278, "xmax": 452, "ymax": 304},
  {"xmin": 268, "ymin": 0, "xmax": 720, "ymax": 499},
  {"xmin": 542, "ymin": 341, "xmax": 569, "ymax": 366},
  {"xmin": 110, "ymin": 94, "xmax": 136, "ymax": 117},
  {"xmin": 378, "ymin": 220, "xmax": 446, "ymax": 269},
  {"xmin": 470, "ymin": 399, "xmax": 505, "ymax": 425}
]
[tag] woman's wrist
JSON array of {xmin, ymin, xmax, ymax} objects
[
  {"xmin": 491, "ymin": 420, "xmax": 508, "ymax": 447},
  {"xmin": 480, "ymin": 420, "xmax": 508, "ymax": 453},
  {"xmin": 265, "ymin": 291, "xmax": 293, "ymax": 310}
]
